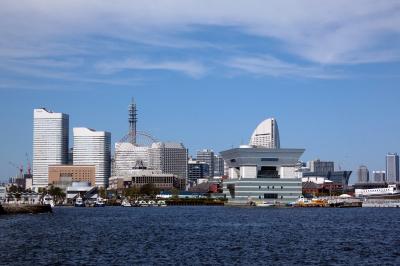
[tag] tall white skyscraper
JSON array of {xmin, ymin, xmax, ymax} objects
[
  {"xmin": 386, "ymin": 153, "xmax": 399, "ymax": 183},
  {"xmin": 73, "ymin": 127, "xmax": 111, "ymax": 187},
  {"xmin": 33, "ymin": 108, "xmax": 69, "ymax": 188},
  {"xmin": 249, "ymin": 118, "xmax": 280, "ymax": 148}
]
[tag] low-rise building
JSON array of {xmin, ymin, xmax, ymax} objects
[
  {"xmin": 109, "ymin": 169, "xmax": 179, "ymax": 191},
  {"xmin": 48, "ymin": 165, "xmax": 96, "ymax": 189}
]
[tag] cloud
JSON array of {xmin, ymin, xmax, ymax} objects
[
  {"xmin": 0, "ymin": 0, "xmax": 399, "ymax": 88},
  {"xmin": 225, "ymin": 55, "xmax": 342, "ymax": 79},
  {"xmin": 95, "ymin": 58, "xmax": 206, "ymax": 78},
  {"xmin": 1, "ymin": 0, "xmax": 399, "ymax": 64}
]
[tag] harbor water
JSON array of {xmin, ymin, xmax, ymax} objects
[{"xmin": 0, "ymin": 207, "xmax": 399, "ymax": 265}]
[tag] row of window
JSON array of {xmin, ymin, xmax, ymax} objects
[{"xmin": 259, "ymin": 185, "xmax": 284, "ymax": 190}]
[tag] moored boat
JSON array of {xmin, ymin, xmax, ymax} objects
[
  {"xmin": 121, "ymin": 199, "xmax": 131, "ymax": 207},
  {"xmin": 94, "ymin": 197, "xmax": 106, "ymax": 207},
  {"xmin": 43, "ymin": 194, "xmax": 55, "ymax": 208},
  {"xmin": 74, "ymin": 196, "xmax": 85, "ymax": 207}
]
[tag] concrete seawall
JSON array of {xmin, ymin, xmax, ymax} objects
[{"xmin": 0, "ymin": 204, "xmax": 52, "ymax": 215}]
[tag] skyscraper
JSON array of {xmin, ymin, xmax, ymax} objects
[
  {"xmin": 33, "ymin": 108, "xmax": 69, "ymax": 188},
  {"xmin": 307, "ymin": 160, "xmax": 335, "ymax": 174},
  {"xmin": 386, "ymin": 153, "xmax": 399, "ymax": 183},
  {"xmin": 213, "ymin": 154, "xmax": 225, "ymax": 176},
  {"xmin": 249, "ymin": 118, "xmax": 280, "ymax": 148},
  {"xmin": 149, "ymin": 142, "xmax": 188, "ymax": 179},
  {"xmin": 73, "ymin": 127, "xmax": 111, "ymax": 187},
  {"xmin": 372, "ymin": 171, "xmax": 386, "ymax": 183},
  {"xmin": 357, "ymin": 165, "xmax": 369, "ymax": 183},
  {"xmin": 188, "ymin": 159, "xmax": 210, "ymax": 183},
  {"xmin": 197, "ymin": 149, "xmax": 214, "ymax": 178}
]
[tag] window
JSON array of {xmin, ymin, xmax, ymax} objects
[
  {"xmin": 261, "ymin": 158, "xmax": 279, "ymax": 162},
  {"xmin": 264, "ymin": 193, "xmax": 278, "ymax": 199}
]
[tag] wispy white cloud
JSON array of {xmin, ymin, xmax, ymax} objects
[
  {"xmin": 1, "ymin": 0, "xmax": 399, "ymax": 64},
  {"xmin": 96, "ymin": 58, "xmax": 207, "ymax": 78},
  {"xmin": 0, "ymin": 0, "xmax": 399, "ymax": 88},
  {"xmin": 225, "ymin": 55, "xmax": 342, "ymax": 79}
]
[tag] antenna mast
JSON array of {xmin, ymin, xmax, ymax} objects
[{"xmin": 128, "ymin": 98, "xmax": 137, "ymax": 145}]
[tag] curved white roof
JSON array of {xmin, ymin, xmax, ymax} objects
[{"xmin": 249, "ymin": 118, "xmax": 280, "ymax": 148}]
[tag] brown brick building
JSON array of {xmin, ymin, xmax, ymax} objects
[{"xmin": 48, "ymin": 165, "xmax": 96, "ymax": 186}]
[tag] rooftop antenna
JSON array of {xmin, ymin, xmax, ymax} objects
[{"xmin": 128, "ymin": 97, "xmax": 137, "ymax": 145}]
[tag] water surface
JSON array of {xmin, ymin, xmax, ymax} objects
[{"xmin": 0, "ymin": 207, "xmax": 399, "ymax": 265}]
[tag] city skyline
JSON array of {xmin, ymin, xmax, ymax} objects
[
  {"xmin": 1, "ymin": 95, "xmax": 399, "ymax": 185},
  {"xmin": 1, "ymin": 1, "xmax": 400, "ymax": 183}
]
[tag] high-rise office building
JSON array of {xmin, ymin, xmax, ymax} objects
[
  {"xmin": 372, "ymin": 171, "xmax": 386, "ymax": 183},
  {"xmin": 73, "ymin": 127, "xmax": 111, "ymax": 187},
  {"xmin": 307, "ymin": 160, "xmax": 335, "ymax": 174},
  {"xmin": 197, "ymin": 149, "xmax": 214, "ymax": 178},
  {"xmin": 386, "ymin": 153, "xmax": 399, "ymax": 183},
  {"xmin": 32, "ymin": 108, "xmax": 69, "ymax": 188},
  {"xmin": 357, "ymin": 165, "xmax": 369, "ymax": 183},
  {"xmin": 213, "ymin": 154, "xmax": 225, "ymax": 176},
  {"xmin": 149, "ymin": 142, "xmax": 188, "ymax": 179},
  {"xmin": 249, "ymin": 118, "xmax": 280, "ymax": 148},
  {"xmin": 188, "ymin": 159, "xmax": 210, "ymax": 183}
]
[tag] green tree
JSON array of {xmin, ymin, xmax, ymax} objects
[
  {"xmin": 140, "ymin": 183, "xmax": 160, "ymax": 198},
  {"xmin": 123, "ymin": 187, "xmax": 140, "ymax": 199},
  {"xmin": 98, "ymin": 187, "xmax": 107, "ymax": 199},
  {"xmin": 48, "ymin": 186, "xmax": 66, "ymax": 204},
  {"xmin": 171, "ymin": 187, "xmax": 180, "ymax": 199}
]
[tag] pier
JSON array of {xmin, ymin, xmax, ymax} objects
[{"xmin": 0, "ymin": 204, "xmax": 52, "ymax": 215}]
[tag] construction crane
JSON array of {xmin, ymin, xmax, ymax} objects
[
  {"xmin": 9, "ymin": 161, "xmax": 23, "ymax": 178},
  {"xmin": 25, "ymin": 153, "xmax": 31, "ymax": 175}
]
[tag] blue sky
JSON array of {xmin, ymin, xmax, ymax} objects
[{"xmin": 1, "ymin": 1, "xmax": 400, "ymax": 183}]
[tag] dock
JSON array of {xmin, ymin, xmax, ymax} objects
[{"xmin": 0, "ymin": 204, "xmax": 52, "ymax": 215}]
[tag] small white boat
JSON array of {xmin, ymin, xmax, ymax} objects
[
  {"xmin": 255, "ymin": 201, "xmax": 275, "ymax": 207},
  {"xmin": 157, "ymin": 200, "xmax": 167, "ymax": 207},
  {"xmin": 148, "ymin": 200, "xmax": 156, "ymax": 207},
  {"xmin": 75, "ymin": 196, "xmax": 85, "ymax": 207},
  {"xmin": 43, "ymin": 194, "xmax": 55, "ymax": 207},
  {"xmin": 94, "ymin": 197, "xmax": 106, "ymax": 207},
  {"xmin": 138, "ymin": 200, "xmax": 148, "ymax": 207},
  {"xmin": 121, "ymin": 199, "xmax": 131, "ymax": 207}
]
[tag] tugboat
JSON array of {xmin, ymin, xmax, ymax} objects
[
  {"xmin": 43, "ymin": 194, "xmax": 55, "ymax": 208},
  {"xmin": 74, "ymin": 195, "xmax": 85, "ymax": 207},
  {"xmin": 94, "ymin": 197, "xmax": 106, "ymax": 207}
]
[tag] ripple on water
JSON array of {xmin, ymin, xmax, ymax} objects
[{"xmin": 0, "ymin": 207, "xmax": 399, "ymax": 265}]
